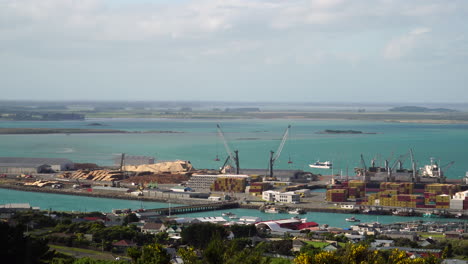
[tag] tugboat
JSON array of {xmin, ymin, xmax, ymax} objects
[{"xmin": 345, "ymin": 216, "xmax": 361, "ymax": 222}]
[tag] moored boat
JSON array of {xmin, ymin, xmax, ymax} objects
[
  {"xmin": 345, "ymin": 216, "xmax": 360, "ymax": 222},
  {"xmin": 309, "ymin": 160, "xmax": 332, "ymax": 169},
  {"xmin": 229, "ymin": 214, "xmax": 239, "ymax": 219},
  {"xmin": 264, "ymin": 207, "xmax": 280, "ymax": 213},
  {"xmin": 288, "ymin": 208, "xmax": 305, "ymax": 215},
  {"xmin": 423, "ymin": 211, "xmax": 442, "ymax": 218}
]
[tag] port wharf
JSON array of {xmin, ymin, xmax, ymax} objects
[
  {"xmin": 0, "ymin": 184, "xmax": 205, "ymax": 205},
  {"xmin": 145, "ymin": 201, "xmax": 239, "ymax": 216},
  {"xmin": 1, "ymin": 184, "xmax": 466, "ymax": 219}
]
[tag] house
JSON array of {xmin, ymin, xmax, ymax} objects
[
  {"xmin": 142, "ymin": 222, "xmax": 164, "ymax": 234},
  {"xmin": 323, "ymin": 242, "xmax": 341, "ymax": 252},
  {"xmin": 445, "ymin": 231, "xmax": 462, "ymax": 239},
  {"xmin": 83, "ymin": 216, "xmax": 107, "ymax": 222},
  {"xmin": 344, "ymin": 234, "xmax": 365, "ymax": 242},
  {"xmin": 292, "ymin": 240, "xmax": 307, "ymax": 252},
  {"xmin": 166, "ymin": 226, "xmax": 183, "ymax": 239},
  {"xmin": 371, "ymin": 239, "xmax": 394, "ymax": 248},
  {"xmin": 442, "ymin": 259, "xmax": 468, "ymax": 264},
  {"xmin": 381, "ymin": 231, "xmax": 418, "ymax": 241},
  {"xmin": 418, "ymin": 238, "xmax": 436, "ymax": 247},
  {"xmin": 112, "ymin": 240, "xmax": 137, "ymax": 252},
  {"xmin": 104, "ymin": 213, "xmax": 125, "ymax": 227}
]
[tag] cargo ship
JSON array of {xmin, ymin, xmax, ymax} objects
[{"xmin": 354, "ymin": 151, "xmax": 454, "ymax": 184}]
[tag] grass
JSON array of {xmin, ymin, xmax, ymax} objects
[
  {"xmin": 305, "ymin": 241, "xmax": 348, "ymax": 248},
  {"xmin": 271, "ymin": 257, "xmax": 293, "ymax": 264},
  {"xmin": 305, "ymin": 241, "xmax": 329, "ymax": 248},
  {"xmin": 48, "ymin": 244, "xmax": 122, "ymax": 260}
]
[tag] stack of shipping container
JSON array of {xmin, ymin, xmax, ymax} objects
[
  {"xmin": 348, "ymin": 180, "xmax": 366, "ymax": 199},
  {"xmin": 326, "ymin": 189, "xmax": 348, "ymax": 202},
  {"xmin": 328, "ymin": 181, "xmax": 463, "ymax": 210},
  {"xmin": 249, "ymin": 182, "xmax": 270, "ymax": 196},
  {"xmin": 210, "ymin": 177, "xmax": 246, "ymax": 192},
  {"xmin": 380, "ymin": 182, "xmax": 414, "ymax": 194}
]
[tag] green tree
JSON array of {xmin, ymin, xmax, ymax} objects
[
  {"xmin": 122, "ymin": 213, "xmax": 139, "ymax": 226},
  {"xmin": 0, "ymin": 222, "xmax": 50, "ymax": 264},
  {"xmin": 181, "ymin": 223, "xmax": 228, "ymax": 248},
  {"xmin": 203, "ymin": 237, "xmax": 226, "ymax": 264},
  {"xmin": 229, "ymin": 224, "xmax": 257, "ymax": 238},
  {"xmin": 127, "ymin": 247, "xmax": 142, "ymax": 263},
  {"xmin": 178, "ymin": 246, "xmax": 202, "ymax": 264},
  {"xmin": 299, "ymin": 243, "xmax": 320, "ymax": 256},
  {"xmin": 136, "ymin": 243, "xmax": 170, "ymax": 264},
  {"xmin": 154, "ymin": 232, "xmax": 169, "ymax": 245}
]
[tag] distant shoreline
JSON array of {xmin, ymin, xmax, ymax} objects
[{"xmin": 0, "ymin": 128, "xmax": 183, "ymax": 135}]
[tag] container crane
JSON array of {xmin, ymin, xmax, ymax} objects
[
  {"xmin": 268, "ymin": 125, "xmax": 291, "ymax": 178},
  {"xmin": 216, "ymin": 124, "xmax": 239, "ymax": 174}
]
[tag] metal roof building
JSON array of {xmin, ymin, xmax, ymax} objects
[{"xmin": 0, "ymin": 157, "xmax": 74, "ymax": 173}]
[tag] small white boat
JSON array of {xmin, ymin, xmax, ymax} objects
[
  {"xmin": 229, "ymin": 214, "xmax": 239, "ymax": 219},
  {"xmin": 288, "ymin": 208, "xmax": 305, "ymax": 215},
  {"xmin": 309, "ymin": 160, "xmax": 332, "ymax": 169},
  {"xmin": 345, "ymin": 216, "xmax": 360, "ymax": 222},
  {"xmin": 264, "ymin": 207, "xmax": 280, "ymax": 214},
  {"xmin": 222, "ymin": 212, "xmax": 234, "ymax": 217}
]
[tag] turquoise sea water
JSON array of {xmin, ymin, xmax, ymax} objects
[
  {"xmin": 0, "ymin": 118, "xmax": 467, "ymax": 179},
  {"xmin": 1, "ymin": 188, "xmax": 465, "ymax": 229},
  {"xmin": 1, "ymin": 119, "xmax": 467, "ymax": 227},
  {"xmin": 174, "ymin": 208, "xmax": 467, "ymax": 229},
  {"xmin": 0, "ymin": 188, "xmax": 180, "ymax": 212}
]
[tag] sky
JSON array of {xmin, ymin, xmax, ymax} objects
[{"xmin": 1, "ymin": 0, "xmax": 467, "ymax": 103}]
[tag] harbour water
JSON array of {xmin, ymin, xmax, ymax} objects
[
  {"xmin": 1, "ymin": 118, "xmax": 467, "ymax": 227},
  {"xmin": 0, "ymin": 188, "xmax": 181, "ymax": 212},
  {"xmin": 0, "ymin": 118, "xmax": 467, "ymax": 179},
  {"xmin": 1, "ymin": 188, "xmax": 465, "ymax": 229}
]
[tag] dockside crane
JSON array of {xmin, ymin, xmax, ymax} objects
[
  {"xmin": 120, "ymin": 153, "xmax": 125, "ymax": 172},
  {"xmin": 269, "ymin": 125, "xmax": 291, "ymax": 178},
  {"xmin": 216, "ymin": 124, "xmax": 240, "ymax": 174}
]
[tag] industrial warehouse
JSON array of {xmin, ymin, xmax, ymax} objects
[{"xmin": 0, "ymin": 157, "xmax": 74, "ymax": 174}]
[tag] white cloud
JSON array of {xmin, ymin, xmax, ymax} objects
[
  {"xmin": 0, "ymin": 0, "xmax": 460, "ymax": 42},
  {"xmin": 384, "ymin": 27, "xmax": 432, "ymax": 60}
]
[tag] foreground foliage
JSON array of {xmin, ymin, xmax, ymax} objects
[{"xmin": 294, "ymin": 243, "xmax": 442, "ymax": 264}]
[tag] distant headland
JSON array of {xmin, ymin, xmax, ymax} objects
[{"xmin": 317, "ymin": 129, "xmax": 377, "ymax": 135}]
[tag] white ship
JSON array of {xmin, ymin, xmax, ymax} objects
[
  {"xmin": 419, "ymin": 158, "xmax": 454, "ymax": 178},
  {"xmin": 309, "ymin": 160, "xmax": 332, "ymax": 169}
]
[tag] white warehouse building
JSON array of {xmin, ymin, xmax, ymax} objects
[
  {"xmin": 0, "ymin": 157, "xmax": 74, "ymax": 174},
  {"xmin": 262, "ymin": 190, "xmax": 300, "ymax": 204}
]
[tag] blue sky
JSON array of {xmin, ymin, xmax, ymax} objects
[{"xmin": 1, "ymin": 0, "xmax": 467, "ymax": 103}]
